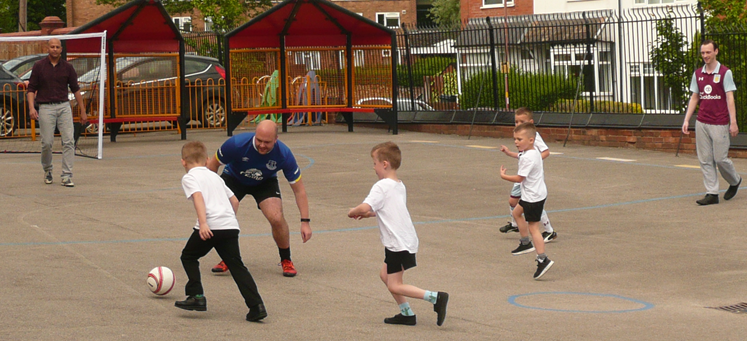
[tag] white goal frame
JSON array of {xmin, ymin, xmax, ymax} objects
[{"xmin": 0, "ymin": 31, "xmax": 107, "ymax": 159}]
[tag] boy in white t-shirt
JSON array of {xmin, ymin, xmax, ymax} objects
[
  {"xmin": 499, "ymin": 108, "xmax": 556, "ymax": 242},
  {"xmin": 175, "ymin": 141, "xmax": 267, "ymax": 322},
  {"xmin": 500, "ymin": 123, "xmax": 555, "ymax": 280},
  {"xmin": 348, "ymin": 141, "xmax": 449, "ymax": 326}
]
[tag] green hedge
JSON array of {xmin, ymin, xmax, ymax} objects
[
  {"xmin": 396, "ymin": 56, "xmax": 454, "ymax": 87},
  {"xmin": 551, "ymin": 99, "xmax": 644, "ymax": 114},
  {"xmin": 459, "ymin": 70, "xmax": 577, "ymax": 111}
]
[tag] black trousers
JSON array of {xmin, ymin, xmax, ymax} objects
[{"xmin": 180, "ymin": 229, "xmax": 263, "ymax": 308}]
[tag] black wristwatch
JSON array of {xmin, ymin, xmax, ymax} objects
[{"xmin": 301, "ymin": 218, "xmax": 311, "ymax": 223}]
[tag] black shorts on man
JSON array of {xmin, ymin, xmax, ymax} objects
[
  {"xmin": 519, "ymin": 199, "xmax": 546, "ymax": 222},
  {"xmin": 221, "ymin": 174, "xmax": 282, "ymax": 209},
  {"xmin": 385, "ymin": 248, "xmax": 417, "ymax": 274}
]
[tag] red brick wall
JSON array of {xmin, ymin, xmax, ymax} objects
[
  {"xmin": 353, "ymin": 123, "xmax": 747, "ymax": 158},
  {"xmin": 460, "ymin": 0, "xmax": 533, "ymax": 23},
  {"xmin": 332, "ymin": 0, "xmax": 416, "ymax": 26}
]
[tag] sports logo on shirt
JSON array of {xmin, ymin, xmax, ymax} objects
[
  {"xmin": 240, "ymin": 168, "xmax": 263, "ymax": 181},
  {"xmin": 266, "ymin": 160, "xmax": 277, "ymax": 170},
  {"xmin": 704, "ymin": 85, "xmax": 712, "ymax": 94},
  {"xmin": 698, "ymin": 77, "xmax": 704, "ymax": 81},
  {"xmin": 713, "ymin": 74, "xmax": 721, "ymax": 83},
  {"xmin": 242, "ymin": 157, "xmax": 249, "ymax": 162}
]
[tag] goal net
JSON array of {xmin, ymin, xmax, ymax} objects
[{"xmin": 0, "ymin": 31, "xmax": 106, "ymax": 159}]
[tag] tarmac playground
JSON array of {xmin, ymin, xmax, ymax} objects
[{"xmin": 2, "ymin": 124, "xmax": 746, "ymax": 340}]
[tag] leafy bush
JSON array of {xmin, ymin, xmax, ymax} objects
[
  {"xmin": 551, "ymin": 99, "xmax": 644, "ymax": 114},
  {"xmin": 396, "ymin": 56, "xmax": 454, "ymax": 87},
  {"xmin": 459, "ymin": 69, "xmax": 577, "ymax": 111}
]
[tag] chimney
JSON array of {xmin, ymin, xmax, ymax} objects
[{"xmin": 40, "ymin": 16, "xmax": 65, "ymax": 35}]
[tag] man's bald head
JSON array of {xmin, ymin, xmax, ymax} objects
[
  {"xmin": 254, "ymin": 120, "xmax": 278, "ymax": 155},
  {"xmin": 47, "ymin": 38, "xmax": 62, "ymax": 60}
]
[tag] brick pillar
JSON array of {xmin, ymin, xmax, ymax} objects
[{"xmin": 40, "ymin": 16, "xmax": 65, "ymax": 35}]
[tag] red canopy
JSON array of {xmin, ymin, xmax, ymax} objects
[
  {"xmin": 226, "ymin": 0, "xmax": 394, "ymax": 49},
  {"xmin": 68, "ymin": 0, "xmax": 182, "ymax": 53}
]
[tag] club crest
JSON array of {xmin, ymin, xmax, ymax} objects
[
  {"xmin": 713, "ymin": 74, "xmax": 721, "ymax": 83},
  {"xmin": 267, "ymin": 160, "xmax": 277, "ymax": 171}
]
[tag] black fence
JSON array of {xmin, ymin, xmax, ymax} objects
[{"xmin": 182, "ymin": 29, "xmax": 224, "ymax": 65}]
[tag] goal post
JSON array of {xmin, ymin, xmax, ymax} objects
[{"xmin": 0, "ymin": 31, "xmax": 107, "ymax": 159}]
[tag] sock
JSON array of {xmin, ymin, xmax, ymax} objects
[
  {"xmin": 424, "ymin": 290, "xmax": 438, "ymax": 304},
  {"xmin": 537, "ymin": 253, "xmax": 547, "ymax": 262},
  {"xmin": 194, "ymin": 294, "xmax": 204, "ymax": 298},
  {"xmin": 541, "ymin": 210, "xmax": 554, "ymax": 233},
  {"xmin": 399, "ymin": 302, "xmax": 415, "ymax": 316},
  {"xmin": 520, "ymin": 237, "xmax": 531, "ymax": 245},
  {"xmin": 279, "ymin": 247, "xmax": 291, "ymax": 261},
  {"xmin": 509, "ymin": 205, "xmax": 517, "ymax": 227}
]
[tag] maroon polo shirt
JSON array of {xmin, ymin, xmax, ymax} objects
[{"xmin": 26, "ymin": 56, "xmax": 80, "ymax": 103}]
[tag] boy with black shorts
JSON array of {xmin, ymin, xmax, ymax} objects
[
  {"xmin": 176, "ymin": 141, "xmax": 267, "ymax": 322},
  {"xmin": 500, "ymin": 123, "xmax": 555, "ymax": 280},
  {"xmin": 348, "ymin": 141, "xmax": 449, "ymax": 326}
]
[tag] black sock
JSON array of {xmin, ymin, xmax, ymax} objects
[{"xmin": 279, "ymin": 247, "xmax": 291, "ymax": 261}]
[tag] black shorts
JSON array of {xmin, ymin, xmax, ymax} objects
[
  {"xmin": 221, "ymin": 174, "xmax": 281, "ymax": 210},
  {"xmin": 518, "ymin": 199, "xmax": 546, "ymax": 222},
  {"xmin": 384, "ymin": 248, "xmax": 417, "ymax": 274}
]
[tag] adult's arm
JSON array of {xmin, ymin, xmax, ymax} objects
[
  {"xmin": 73, "ymin": 91, "xmax": 87, "ymax": 124},
  {"xmin": 207, "ymin": 155, "xmax": 221, "ymax": 173},
  {"xmin": 682, "ymin": 92, "xmax": 700, "ymax": 135},
  {"xmin": 289, "ymin": 178, "xmax": 312, "ymax": 243},
  {"xmin": 727, "ymin": 91, "xmax": 738, "ymax": 137}
]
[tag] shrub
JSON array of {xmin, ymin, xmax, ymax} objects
[
  {"xmin": 396, "ymin": 56, "xmax": 454, "ymax": 87},
  {"xmin": 551, "ymin": 99, "xmax": 644, "ymax": 114},
  {"xmin": 459, "ymin": 69, "xmax": 577, "ymax": 111}
]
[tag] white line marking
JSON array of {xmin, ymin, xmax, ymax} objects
[
  {"xmin": 467, "ymin": 145, "xmax": 497, "ymax": 149},
  {"xmin": 675, "ymin": 164, "xmax": 701, "ymax": 169},
  {"xmin": 596, "ymin": 157, "xmax": 636, "ymax": 162},
  {"xmin": 410, "ymin": 140, "xmax": 439, "ymax": 143},
  {"xmin": 549, "ymin": 152, "xmax": 563, "ymax": 155}
]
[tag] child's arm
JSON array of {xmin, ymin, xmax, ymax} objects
[
  {"xmin": 190, "ymin": 192, "xmax": 214, "ymax": 241},
  {"xmin": 229, "ymin": 195, "xmax": 239, "ymax": 214},
  {"xmin": 499, "ymin": 165, "xmax": 525, "ymax": 183},
  {"xmin": 348, "ymin": 203, "xmax": 376, "ymax": 220},
  {"xmin": 500, "ymin": 145, "xmax": 519, "ymax": 159},
  {"xmin": 541, "ymin": 149, "xmax": 550, "ymax": 160}
]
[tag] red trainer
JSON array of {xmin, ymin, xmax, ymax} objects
[
  {"xmin": 281, "ymin": 259, "xmax": 297, "ymax": 277},
  {"xmin": 211, "ymin": 261, "xmax": 229, "ymax": 273}
]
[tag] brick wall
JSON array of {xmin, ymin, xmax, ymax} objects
[
  {"xmin": 332, "ymin": 0, "xmax": 416, "ymax": 26},
  {"xmin": 353, "ymin": 123, "xmax": 747, "ymax": 158},
  {"xmin": 460, "ymin": 0, "xmax": 533, "ymax": 23}
]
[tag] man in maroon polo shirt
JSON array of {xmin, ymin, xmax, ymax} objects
[
  {"xmin": 27, "ymin": 38, "xmax": 87, "ymax": 187},
  {"xmin": 682, "ymin": 39, "xmax": 741, "ymax": 205}
]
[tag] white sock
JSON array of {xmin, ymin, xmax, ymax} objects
[
  {"xmin": 541, "ymin": 210, "xmax": 553, "ymax": 233},
  {"xmin": 424, "ymin": 290, "xmax": 438, "ymax": 304},
  {"xmin": 399, "ymin": 302, "xmax": 414, "ymax": 316},
  {"xmin": 509, "ymin": 205, "xmax": 517, "ymax": 227}
]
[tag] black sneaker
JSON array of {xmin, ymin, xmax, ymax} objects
[
  {"xmin": 696, "ymin": 194, "xmax": 719, "ymax": 205},
  {"xmin": 175, "ymin": 295, "xmax": 207, "ymax": 311},
  {"xmin": 246, "ymin": 303, "xmax": 268, "ymax": 322},
  {"xmin": 511, "ymin": 242, "xmax": 535, "ymax": 255},
  {"xmin": 533, "ymin": 258, "xmax": 554, "ymax": 280},
  {"xmin": 433, "ymin": 292, "xmax": 449, "ymax": 326},
  {"xmin": 44, "ymin": 171, "xmax": 53, "ymax": 184},
  {"xmin": 542, "ymin": 231, "xmax": 557, "ymax": 243},
  {"xmin": 499, "ymin": 222, "xmax": 519, "ymax": 233},
  {"xmin": 724, "ymin": 178, "xmax": 741, "ymax": 200},
  {"xmin": 384, "ymin": 313, "xmax": 416, "ymax": 326}
]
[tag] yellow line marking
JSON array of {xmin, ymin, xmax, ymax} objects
[
  {"xmin": 675, "ymin": 164, "xmax": 701, "ymax": 169},
  {"xmin": 466, "ymin": 145, "xmax": 498, "ymax": 149},
  {"xmin": 410, "ymin": 140, "xmax": 439, "ymax": 143},
  {"xmin": 596, "ymin": 157, "xmax": 635, "ymax": 162},
  {"xmin": 549, "ymin": 152, "xmax": 563, "ymax": 155}
]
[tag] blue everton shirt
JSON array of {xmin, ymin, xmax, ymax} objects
[{"xmin": 215, "ymin": 132, "xmax": 301, "ymax": 186}]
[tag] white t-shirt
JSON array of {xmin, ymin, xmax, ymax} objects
[
  {"xmin": 182, "ymin": 166, "xmax": 240, "ymax": 231},
  {"xmin": 534, "ymin": 132, "xmax": 548, "ymax": 153},
  {"xmin": 363, "ymin": 178, "xmax": 419, "ymax": 253},
  {"xmin": 517, "ymin": 149, "xmax": 547, "ymax": 203}
]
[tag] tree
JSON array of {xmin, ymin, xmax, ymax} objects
[
  {"xmin": 95, "ymin": 0, "xmax": 273, "ymax": 32},
  {"xmin": 649, "ymin": 13, "xmax": 692, "ymax": 111},
  {"xmin": 0, "ymin": 0, "xmax": 18, "ymax": 33},
  {"xmin": 0, "ymin": 0, "xmax": 65, "ymax": 33},
  {"xmin": 428, "ymin": 0, "xmax": 460, "ymax": 28},
  {"xmin": 700, "ymin": 0, "xmax": 747, "ymax": 27}
]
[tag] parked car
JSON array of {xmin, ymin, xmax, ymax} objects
[
  {"xmin": 356, "ymin": 97, "xmax": 435, "ymax": 111},
  {"xmin": 2, "ymin": 54, "xmax": 45, "ymax": 78},
  {"xmin": 0, "ymin": 65, "xmax": 28, "ymax": 137},
  {"xmin": 75, "ymin": 55, "xmax": 226, "ymax": 127}
]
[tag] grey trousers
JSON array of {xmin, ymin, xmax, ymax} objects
[
  {"xmin": 39, "ymin": 102, "xmax": 75, "ymax": 179},
  {"xmin": 696, "ymin": 121, "xmax": 740, "ymax": 195}
]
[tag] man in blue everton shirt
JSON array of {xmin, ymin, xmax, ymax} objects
[{"xmin": 207, "ymin": 120, "xmax": 312, "ymax": 277}]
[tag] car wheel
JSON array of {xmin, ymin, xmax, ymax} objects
[
  {"xmin": 0, "ymin": 104, "xmax": 17, "ymax": 137},
  {"xmin": 201, "ymin": 98, "xmax": 225, "ymax": 127}
]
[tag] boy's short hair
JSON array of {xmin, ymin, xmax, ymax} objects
[
  {"xmin": 515, "ymin": 107, "xmax": 533, "ymax": 120},
  {"xmin": 182, "ymin": 141, "xmax": 208, "ymax": 165},
  {"xmin": 371, "ymin": 141, "xmax": 402, "ymax": 170},
  {"xmin": 514, "ymin": 122, "xmax": 537, "ymax": 137}
]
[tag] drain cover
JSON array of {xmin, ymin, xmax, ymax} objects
[{"xmin": 706, "ymin": 302, "xmax": 747, "ymax": 313}]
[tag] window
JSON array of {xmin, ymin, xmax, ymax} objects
[
  {"xmin": 172, "ymin": 16, "xmax": 192, "ymax": 31},
  {"xmin": 337, "ymin": 50, "xmax": 366, "ymax": 68},
  {"xmin": 204, "ymin": 17, "xmax": 213, "ymax": 31},
  {"xmin": 550, "ymin": 45, "xmax": 612, "ymax": 95},
  {"xmin": 376, "ymin": 12, "xmax": 400, "ymax": 28},
  {"xmin": 293, "ymin": 51, "xmax": 321, "ymax": 70},
  {"xmin": 520, "ymin": 49, "xmax": 534, "ymax": 60},
  {"xmin": 483, "ymin": 0, "xmax": 514, "ymax": 7},
  {"xmin": 185, "ymin": 60, "xmax": 210, "ymax": 75},
  {"xmin": 634, "ymin": 0, "xmax": 682, "ymax": 5},
  {"xmin": 630, "ymin": 63, "xmax": 675, "ymax": 112}
]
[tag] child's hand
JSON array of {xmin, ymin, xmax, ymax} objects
[
  {"xmin": 500, "ymin": 165, "xmax": 507, "ymax": 176},
  {"xmin": 500, "ymin": 145, "xmax": 509, "ymax": 154},
  {"xmin": 199, "ymin": 224, "xmax": 213, "ymax": 240},
  {"xmin": 348, "ymin": 208, "xmax": 362, "ymax": 220}
]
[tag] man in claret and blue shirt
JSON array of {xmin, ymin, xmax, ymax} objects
[
  {"xmin": 206, "ymin": 120, "xmax": 312, "ymax": 277},
  {"xmin": 682, "ymin": 39, "xmax": 741, "ymax": 206}
]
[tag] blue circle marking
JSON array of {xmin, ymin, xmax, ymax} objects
[{"xmin": 507, "ymin": 292, "xmax": 654, "ymax": 313}]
